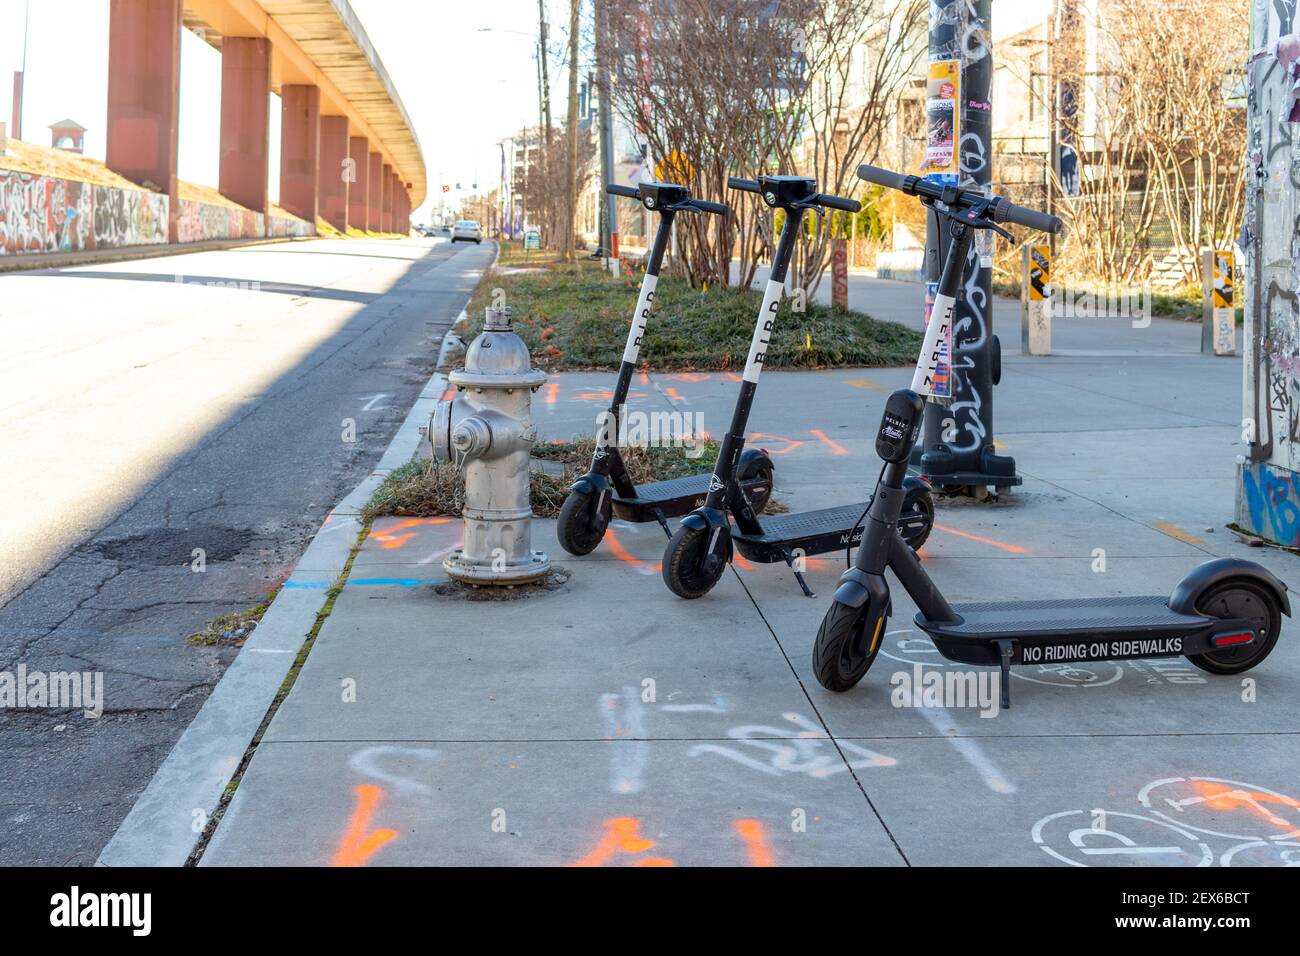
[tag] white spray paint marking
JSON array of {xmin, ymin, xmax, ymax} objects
[
  {"xmin": 689, "ymin": 712, "xmax": 894, "ymax": 779},
  {"xmin": 913, "ymin": 704, "xmax": 1016, "ymax": 794},
  {"xmin": 599, "ymin": 687, "xmax": 649, "ymax": 795},
  {"xmin": 361, "ymin": 393, "xmax": 390, "ymax": 411},
  {"xmin": 348, "ymin": 745, "xmax": 441, "ymax": 797}
]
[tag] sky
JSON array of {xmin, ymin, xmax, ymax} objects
[{"xmin": 0, "ymin": 0, "xmax": 579, "ymax": 221}]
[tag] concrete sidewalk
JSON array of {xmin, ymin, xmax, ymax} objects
[{"xmin": 190, "ymin": 330, "xmax": 1300, "ymax": 867}]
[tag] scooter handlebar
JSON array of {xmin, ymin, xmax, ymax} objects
[
  {"xmin": 685, "ymin": 198, "xmax": 729, "ymax": 215},
  {"xmin": 993, "ymin": 198, "xmax": 1062, "ymax": 235},
  {"xmin": 728, "ymin": 177, "xmax": 760, "ymax": 194},
  {"xmin": 859, "ymin": 162, "xmax": 1062, "ymax": 235},
  {"xmin": 606, "ymin": 184, "xmax": 640, "ymax": 199},
  {"xmin": 815, "ymin": 193, "xmax": 860, "ymax": 213},
  {"xmin": 857, "ymin": 163, "xmax": 914, "ymax": 193}
]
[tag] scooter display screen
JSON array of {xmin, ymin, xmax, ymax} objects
[{"xmin": 876, "ymin": 390, "xmax": 923, "ymax": 463}]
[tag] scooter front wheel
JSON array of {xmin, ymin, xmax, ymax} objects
[
  {"xmin": 662, "ymin": 523, "xmax": 729, "ymax": 598},
  {"xmin": 901, "ymin": 482, "xmax": 934, "ymax": 552},
  {"xmin": 557, "ymin": 488, "xmax": 611, "ymax": 556},
  {"xmin": 813, "ymin": 601, "xmax": 883, "ymax": 691},
  {"xmin": 1186, "ymin": 580, "xmax": 1282, "ymax": 675}
]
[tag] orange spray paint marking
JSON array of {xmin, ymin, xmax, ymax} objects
[
  {"xmin": 1153, "ymin": 521, "xmax": 1204, "ymax": 546},
  {"xmin": 1188, "ymin": 781, "xmax": 1300, "ymax": 830},
  {"xmin": 810, "ymin": 429, "xmax": 848, "ymax": 455},
  {"xmin": 932, "ymin": 523, "xmax": 1029, "ymax": 555},
  {"xmin": 750, "ymin": 432, "xmax": 804, "ymax": 456},
  {"xmin": 370, "ymin": 517, "xmax": 452, "ymax": 550},
  {"xmin": 844, "ymin": 377, "xmax": 883, "ymax": 391},
  {"xmin": 331, "ymin": 784, "xmax": 398, "ymax": 867},
  {"xmin": 733, "ymin": 819, "xmax": 776, "ymax": 867},
  {"xmin": 670, "ymin": 372, "xmax": 711, "ymax": 383},
  {"xmin": 638, "ymin": 371, "xmax": 651, "ymax": 385},
  {"xmin": 544, "ymin": 383, "xmax": 559, "ymax": 405},
  {"xmin": 441, "ymin": 386, "xmax": 457, "ymax": 401},
  {"xmin": 725, "ymin": 371, "xmax": 742, "ymax": 382},
  {"xmin": 605, "ymin": 528, "xmax": 661, "ymax": 574},
  {"xmin": 733, "ymin": 552, "xmax": 755, "ymax": 572},
  {"xmin": 664, "ymin": 386, "xmax": 686, "ymax": 404},
  {"xmin": 574, "ymin": 390, "xmax": 649, "ymax": 402},
  {"xmin": 570, "ymin": 817, "xmax": 674, "ymax": 867}
]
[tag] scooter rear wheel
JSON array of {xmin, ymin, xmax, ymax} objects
[
  {"xmin": 813, "ymin": 601, "xmax": 881, "ymax": 691},
  {"xmin": 662, "ymin": 524, "xmax": 729, "ymax": 598},
  {"xmin": 1186, "ymin": 580, "xmax": 1282, "ymax": 675},
  {"xmin": 740, "ymin": 464, "xmax": 775, "ymax": 515},
  {"xmin": 557, "ymin": 488, "xmax": 611, "ymax": 556}
]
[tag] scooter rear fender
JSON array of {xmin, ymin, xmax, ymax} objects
[{"xmin": 1168, "ymin": 558, "xmax": 1291, "ymax": 618}]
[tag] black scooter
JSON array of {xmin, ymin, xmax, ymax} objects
[
  {"xmin": 662, "ymin": 175, "xmax": 935, "ymax": 599},
  {"xmin": 813, "ymin": 163, "xmax": 1290, "ymax": 707},
  {"xmin": 558, "ymin": 182, "xmax": 775, "ymax": 555}
]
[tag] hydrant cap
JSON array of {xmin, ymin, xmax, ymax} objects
[{"xmin": 450, "ymin": 307, "xmax": 546, "ymax": 388}]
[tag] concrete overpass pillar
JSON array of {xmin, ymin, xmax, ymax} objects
[
  {"xmin": 348, "ymin": 137, "xmax": 370, "ymax": 231},
  {"xmin": 106, "ymin": 0, "xmax": 182, "ymax": 241},
  {"xmin": 279, "ymin": 85, "xmax": 321, "ymax": 226},
  {"xmin": 381, "ymin": 164, "xmax": 394, "ymax": 233},
  {"xmin": 218, "ymin": 36, "xmax": 271, "ymax": 215},
  {"xmin": 319, "ymin": 116, "xmax": 350, "ymax": 232},
  {"xmin": 368, "ymin": 151, "xmax": 383, "ymax": 233}
]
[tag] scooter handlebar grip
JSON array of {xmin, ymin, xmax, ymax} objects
[
  {"xmin": 686, "ymin": 199, "xmax": 729, "ymax": 215},
  {"xmin": 816, "ymin": 193, "xmax": 861, "ymax": 213},
  {"xmin": 993, "ymin": 198, "xmax": 1062, "ymax": 234},
  {"xmin": 728, "ymin": 177, "xmax": 760, "ymax": 193},
  {"xmin": 856, "ymin": 164, "xmax": 912, "ymax": 193},
  {"xmin": 606, "ymin": 184, "xmax": 640, "ymax": 199}
]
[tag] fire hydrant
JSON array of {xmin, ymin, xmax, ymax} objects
[{"xmin": 430, "ymin": 305, "xmax": 551, "ymax": 584}]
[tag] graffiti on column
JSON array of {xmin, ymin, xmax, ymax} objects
[{"xmin": 1240, "ymin": 0, "xmax": 1300, "ymax": 544}]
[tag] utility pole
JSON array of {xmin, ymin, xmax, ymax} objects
[
  {"xmin": 564, "ymin": 0, "xmax": 581, "ymax": 259},
  {"xmin": 12, "ymin": 0, "xmax": 31, "ymax": 140},
  {"xmin": 916, "ymin": 0, "xmax": 1017, "ymax": 499},
  {"xmin": 537, "ymin": 0, "xmax": 554, "ymax": 245},
  {"xmin": 595, "ymin": 0, "xmax": 618, "ymax": 269}
]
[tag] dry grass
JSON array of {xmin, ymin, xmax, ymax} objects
[{"xmin": 365, "ymin": 438, "xmax": 724, "ymax": 520}]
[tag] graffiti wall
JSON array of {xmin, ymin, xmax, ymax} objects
[
  {"xmin": 1240, "ymin": 0, "xmax": 1300, "ymax": 544},
  {"xmin": 3, "ymin": 170, "xmax": 316, "ymax": 257},
  {"xmin": 0, "ymin": 170, "xmax": 94, "ymax": 254},
  {"xmin": 176, "ymin": 200, "xmax": 265, "ymax": 243}
]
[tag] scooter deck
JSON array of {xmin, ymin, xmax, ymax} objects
[
  {"xmin": 732, "ymin": 502, "xmax": 870, "ymax": 562},
  {"xmin": 611, "ymin": 473, "xmax": 772, "ymax": 522},
  {"xmin": 914, "ymin": 595, "xmax": 1215, "ymax": 666}
]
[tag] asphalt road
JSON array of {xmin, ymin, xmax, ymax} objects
[{"xmin": 0, "ymin": 236, "xmax": 492, "ymax": 864}]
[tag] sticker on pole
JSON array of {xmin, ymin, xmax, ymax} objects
[{"xmin": 922, "ymin": 60, "xmax": 960, "ymax": 177}]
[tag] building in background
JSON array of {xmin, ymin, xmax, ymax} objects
[{"xmin": 49, "ymin": 119, "xmax": 87, "ymax": 153}]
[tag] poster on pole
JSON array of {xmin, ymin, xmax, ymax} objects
[{"xmin": 922, "ymin": 59, "xmax": 961, "ymax": 180}]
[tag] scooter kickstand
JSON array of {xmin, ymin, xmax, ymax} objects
[
  {"xmin": 782, "ymin": 549, "xmax": 816, "ymax": 598},
  {"xmin": 993, "ymin": 639, "xmax": 1013, "ymax": 710},
  {"xmin": 652, "ymin": 508, "xmax": 672, "ymax": 539}
]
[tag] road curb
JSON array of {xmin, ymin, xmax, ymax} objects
[{"xmin": 92, "ymin": 248, "xmax": 493, "ymax": 867}]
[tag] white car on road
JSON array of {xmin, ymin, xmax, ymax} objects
[{"xmin": 451, "ymin": 220, "xmax": 483, "ymax": 244}]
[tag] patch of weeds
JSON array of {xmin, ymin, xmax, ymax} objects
[
  {"xmin": 466, "ymin": 257, "xmax": 921, "ymax": 371},
  {"xmin": 185, "ymin": 592, "xmax": 276, "ymax": 647}
]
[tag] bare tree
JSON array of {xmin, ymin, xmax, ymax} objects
[{"xmin": 604, "ymin": 0, "xmax": 922, "ymax": 291}]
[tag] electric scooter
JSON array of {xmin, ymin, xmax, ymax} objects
[
  {"xmin": 558, "ymin": 181, "xmax": 776, "ymax": 555},
  {"xmin": 812, "ymin": 163, "xmax": 1290, "ymax": 707},
  {"xmin": 661, "ymin": 175, "xmax": 936, "ymax": 599}
]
